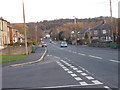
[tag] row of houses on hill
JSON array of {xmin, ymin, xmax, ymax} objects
[
  {"xmin": 79, "ymin": 20, "xmax": 118, "ymax": 42},
  {"xmin": 0, "ymin": 17, "xmax": 24, "ymax": 49}
]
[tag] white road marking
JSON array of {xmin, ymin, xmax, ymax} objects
[
  {"xmin": 40, "ymin": 84, "xmax": 82, "ymax": 88},
  {"xmin": 73, "ymin": 68, "xmax": 78, "ymax": 70},
  {"xmin": 85, "ymin": 76, "xmax": 94, "ymax": 80},
  {"xmin": 67, "ymin": 64, "xmax": 71, "ymax": 66},
  {"xmin": 92, "ymin": 80, "xmax": 103, "ymax": 84},
  {"xmin": 70, "ymin": 66, "xmax": 75, "ymax": 68},
  {"xmin": 76, "ymin": 70, "xmax": 83, "ymax": 73},
  {"xmin": 57, "ymin": 59, "xmax": 104, "ymax": 87},
  {"xmin": 81, "ymin": 73, "xmax": 87, "ymax": 76},
  {"xmin": 79, "ymin": 82, "xmax": 88, "ymax": 85},
  {"xmin": 74, "ymin": 77, "xmax": 82, "ymax": 81},
  {"xmin": 60, "ymin": 65, "xmax": 64, "ymax": 67},
  {"xmin": 89, "ymin": 55, "xmax": 103, "ymax": 59},
  {"xmin": 62, "ymin": 67, "xmax": 67, "ymax": 69},
  {"xmin": 78, "ymin": 53, "xmax": 86, "ymax": 56},
  {"xmin": 71, "ymin": 74, "xmax": 77, "ymax": 77},
  {"xmin": 109, "ymin": 59, "xmax": 120, "ymax": 63},
  {"xmin": 64, "ymin": 68, "xmax": 69, "ymax": 71},
  {"xmin": 67, "ymin": 71, "xmax": 73, "ymax": 74},
  {"xmin": 104, "ymin": 86, "xmax": 112, "ymax": 90}
]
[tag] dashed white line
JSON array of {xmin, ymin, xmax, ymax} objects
[
  {"xmin": 74, "ymin": 77, "xmax": 82, "ymax": 81},
  {"xmin": 70, "ymin": 66, "xmax": 75, "ymax": 68},
  {"xmin": 85, "ymin": 76, "xmax": 94, "ymax": 80},
  {"xmin": 78, "ymin": 53, "xmax": 86, "ymax": 56},
  {"xmin": 71, "ymin": 74, "xmax": 77, "ymax": 77},
  {"xmin": 109, "ymin": 59, "xmax": 120, "ymax": 63},
  {"xmin": 67, "ymin": 71, "xmax": 73, "ymax": 74},
  {"xmin": 73, "ymin": 68, "xmax": 78, "ymax": 70},
  {"xmin": 64, "ymin": 68, "xmax": 69, "ymax": 71},
  {"xmin": 104, "ymin": 86, "xmax": 112, "ymax": 90},
  {"xmin": 76, "ymin": 70, "xmax": 83, "ymax": 73},
  {"xmin": 89, "ymin": 55, "xmax": 103, "ymax": 59},
  {"xmin": 81, "ymin": 73, "xmax": 87, "ymax": 76},
  {"xmin": 79, "ymin": 82, "xmax": 88, "ymax": 85},
  {"xmin": 62, "ymin": 67, "xmax": 67, "ymax": 69},
  {"xmin": 92, "ymin": 80, "xmax": 103, "ymax": 84}
]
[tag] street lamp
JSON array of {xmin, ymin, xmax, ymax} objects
[
  {"xmin": 109, "ymin": 0, "xmax": 114, "ymax": 42},
  {"xmin": 73, "ymin": 16, "xmax": 77, "ymax": 46},
  {"xmin": 35, "ymin": 25, "xmax": 38, "ymax": 45},
  {"xmin": 22, "ymin": 0, "xmax": 28, "ymax": 55}
]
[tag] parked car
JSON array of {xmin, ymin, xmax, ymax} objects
[
  {"xmin": 60, "ymin": 41, "xmax": 68, "ymax": 47},
  {"xmin": 42, "ymin": 43, "xmax": 47, "ymax": 47}
]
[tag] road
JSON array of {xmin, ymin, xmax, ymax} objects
[{"xmin": 2, "ymin": 41, "xmax": 119, "ymax": 89}]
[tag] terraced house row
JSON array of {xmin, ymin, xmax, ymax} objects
[{"xmin": 0, "ymin": 17, "xmax": 24, "ymax": 49}]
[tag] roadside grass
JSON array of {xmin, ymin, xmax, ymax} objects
[
  {"xmin": 52, "ymin": 40, "xmax": 61, "ymax": 43},
  {"xmin": 0, "ymin": 55, "xmax": 28, "ymax": 63}
]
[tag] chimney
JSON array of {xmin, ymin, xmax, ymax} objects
[{"xmin": 102, "ymin": 20, "xmax": 106, "ymax": 24}]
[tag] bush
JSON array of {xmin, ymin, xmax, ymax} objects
[{"xmin": 91, "ymin": 39, "xmax": 101, "ymax": 43}]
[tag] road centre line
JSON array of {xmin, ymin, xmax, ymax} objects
[
  {"xmin": 78, "ymin": 53, "xmax": 86, "ymax": 56},
  {"xmin": 88, "ymin": 55, "xmax": 103, "ymax": 59},
  {"xmin": 109, "ymin": 59, "xmax": 120, "ymax": 63}
]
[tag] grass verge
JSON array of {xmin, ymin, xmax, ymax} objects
[{"xmin": 0, "ymin": 55, "xmax": 28, "ymax": 63}]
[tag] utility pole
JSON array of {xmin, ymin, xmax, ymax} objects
[
  {"xmin": 73, "ymin": 16, "xmax": 77, "ymax": 46},
  {"xmin": 35, "ymin": 25, "xmax": 38, "ymax": 45},
  {"xmin": 110, "ymin": 0, "xmax": 114, "ymax": 42},
  {"xmin": 23, "ymin": 0, "xmax": 28, "ymax": 55}
]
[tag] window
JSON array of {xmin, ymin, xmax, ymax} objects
[
  {"xmin": 94, "ymin": 30, "xmax": 98, "ymax": 35},
  {"xmin": 102, "ymin": 30, "xmax": 106, "ymax": 34},
  {"xmin": 93, "ymin": 37, "xmax": 99, "ymax": 39}
]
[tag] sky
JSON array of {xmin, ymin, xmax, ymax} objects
[{"xmin": 0, "ymin": 0, "xmax": 119, "ymax": 23}]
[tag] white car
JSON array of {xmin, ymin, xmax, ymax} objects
[
  {"xmin": 60, "ymin": 42, "xmax": 68, "ymax": 47},
  {"xmin": 42, "ymin": 43, "xmax": 47, "ymax": 47}
]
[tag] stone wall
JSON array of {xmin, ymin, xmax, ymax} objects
[{"xmin": 0, "ymin": 46, "xmax": 32, "ymax": 55}]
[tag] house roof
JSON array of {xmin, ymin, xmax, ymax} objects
[
  {"xmin": 80, "ymin": 28, "xmax": 90, "ymax": 34},
  {"xmin": 91, "ymin": 21, "xmax": 110, "ymax": 30}
]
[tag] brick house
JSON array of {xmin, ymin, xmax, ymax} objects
[
  {"xmin": 90, "ymin": 21, "xmax": 112, "ymax": 41},
  {"xmin": 0, "ymin": 17, "xmax": 10, "ymax": 47}
]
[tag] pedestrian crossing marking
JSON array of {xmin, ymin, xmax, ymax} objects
[
  {"xmin": 74, "ymin": 77, "xmax": 82, "ymax": 81},
  {"xmin": 85, "ymin": 76, "xmax": 94, "ymax": 80},
  {"xmin": 79, "ymin": 82, "xmax": 88, "ymax": 85}
]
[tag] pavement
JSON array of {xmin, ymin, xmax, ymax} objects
[{"xmin": 2, "ymin": 46, "xmax": 46, "ymax": 67}]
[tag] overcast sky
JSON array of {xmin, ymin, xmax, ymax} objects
[{"xmin": 0, "ymin": 0, "xmax": 119, "ymax": 23}]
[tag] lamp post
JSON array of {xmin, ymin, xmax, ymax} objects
[
  {"xmin": 73, "ymin": 16, "xmax": 77, "ymax": 46},
  {"xmin": 35, "ymin": 25, "xmax": 38, "ymax": 45},
  {"xmin": 22, "ymin": 0, "xmax": 28, "ymax": 55},
  {"xmin": 110, "ymin": 0, "xmax": 114, "ymax": 42}
]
